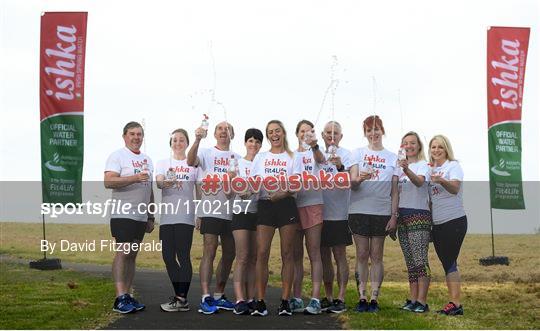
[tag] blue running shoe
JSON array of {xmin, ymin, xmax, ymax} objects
[
  {"xmin": 355, "ymin": 299, "xmax": 368, "ymax": 313},
  {"xmin": 198, "ymin": 296, "xmax": 218, "ymax": 315},
  {"xmin": 113, "ymin": 294, "xmax": 136, "ymax": 314},
  {"xmin": 215, "ymin": 295, "xmax": 234, "ymax": 311},
  {"xmin": 128, "ymin": 294, "xmax": 145, "ymax": 311},
  {"xmin": 367, "ymin": 299, "xmax": 380, "ymax": 313}
]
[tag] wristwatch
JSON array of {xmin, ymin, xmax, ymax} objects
[
  {"xmin": 312, "ymin": 144, "xmax": 319, "ymax": 151},
  {"xmin": 392, "ymin": 211, "xmax": 399, "ymax": 218},
  {"xmin": 337, "ymin": 164, "xmax": 345, "ymax": 172}
]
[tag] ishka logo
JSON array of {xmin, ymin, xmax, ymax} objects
[
  {"xmin": 490, "ymin": 38, "xmax": 522, "ymax": 111},
  {"xmin": 44, "ymin": 25, "xmax": 79, "ymax": 101}
]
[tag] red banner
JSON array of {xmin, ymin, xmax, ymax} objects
[
  {"xmin": 40, "ymin": 12, "xmax": 88, "ymax": 121},
  {"xmin": 487, "ymin": 27, "xmax": 530, "ymax": 128},
  {"xmin": 40, "ymin": 12, "xmax": 87, "ymax": 204}
]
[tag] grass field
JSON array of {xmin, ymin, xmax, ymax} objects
[
  {"xmin": 1, "ymin": 222, "xmax": 539, "ymax": 329},
  {"xmin": 0, "ymin": 261, "xmax": 116, "ymax": 329}
]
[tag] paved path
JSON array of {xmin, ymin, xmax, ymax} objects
[{"xmin": 5, "ymin": 256, "xmax": 343, "ymax": 330}]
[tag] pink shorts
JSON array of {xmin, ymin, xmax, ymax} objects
[{"xmin": 297, "ymin": 204, "xmax": 324, "ymax": 230}]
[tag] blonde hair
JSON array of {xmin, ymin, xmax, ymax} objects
[
  {"xmin": 401, "ymin": 131, "xmax": 426, "ymax": 161},
  {"xmin": 266, "ymin": 120, "xmax": 293, "ymax": 157},
  {"xmin": 429, "ymin": 134, "xmax": 456, "ymax": 162}
]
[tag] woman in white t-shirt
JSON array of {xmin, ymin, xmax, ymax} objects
[
  {"xmin": 155, "ymin": 129, "xmax": 199, "ymax": 313},
  {"xmin": 291, "ymin": 119, "xmax": 326, "ymax": 314},
  {"xmin": 394, "ymin": 131, "xmax": 432, "ymax": 313},
  {"xmin": 348, "ymin": 115, "xmax": 398, "ymax": 313},
  {"xmin": 428, "ymin": 134, "xmax": 467, "ymax": 316},
  {"xmin": 250, "ymin": 120, "xmax": 302, "ymax": 317},
  {"xmin": 230, "ymin": 128, "xmax": 263, "ymax": 315}
]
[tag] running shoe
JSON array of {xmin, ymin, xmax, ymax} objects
[
  {"xmin": 437, "ymin": 302, "xmax": 463, "ymax": 316},
  {"xmin": 367, "ymin": 299, "xmax": 380, "ymax": 313},
  {"xmin": 289, "ymin": 297, "xmax": 304, "ymax": 313},
  {"xmin": 320, "ymin": 297, "xmax": 331, "ymax": 312},
  {"xmin": 328, "ymin": 299, "xmax": 347, "ymax": 314},
  {"xmin": 401, "ymin": 299, "xmax": 415, "ymax": 311},
  {"xmin": 355, "ymin": 299, "xmax": 369, "ymax": 313},
  {"xmin": 112, "ymin": 294, "xmax": 136, "ymax": 314},
  {"xmin": 413, "ymin": 302, "xmax": 429, "ymax": 313},
  {"xmin": 250, "ymin": 299, "xmax": 268, "ymax": 316},
  {"xmin": 161, "ymin": 296, "xmax": 190, "ymax": 312},
  {"xmin": 304, "ymin": 298, "xmax": 322, "ymax": 315},
  {"xmin": 198, "ymin": 296, "xmax": 218, "ymax": 315},
  {"xmin": 127, "ymin": 294, "xmax": 146, "ymax": 311},
  {"xmin": 233, "ymin": 300, "xmax": 250, "ymax": 315},
  {"xmin": 278, "ymin": 299, "xmax": 293, "ymax": 316},
  {"xmin": 215, "ymin": 295, "xmax": 235, "ymax": 311},
  {"xmin": 247, "ymin": 300, "xmax": 256, "ymax": 313}
]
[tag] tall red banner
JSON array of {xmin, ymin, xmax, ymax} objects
[
  {"xmin": 487, "ymin": 26, "xmax": 529, "ymax": 209},
  {"xmin": 40, "ymin": 12, "xmax": 88, "ymax": 204}
]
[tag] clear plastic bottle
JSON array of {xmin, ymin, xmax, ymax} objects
[
  {"xmin": 166, "ymin": 167, "xmax": 176, "ymax": 181},
  {"xmin": 398, "ymin": 144, "xmax": 407, "ymax": 161},
  {"xmin": 201, "ymin": 114, "xmax": 209, "ymax": 138},
  {"xmin": 228, "ymin": 154, "xmax": 239, "ymax": 175},
  {"xmin": 302, "ymin": 131, "xmax": 313, "ymax": 150},
  {"xmin": 327, "ymin": 144, "xmax": 337, "ymax": 159}
]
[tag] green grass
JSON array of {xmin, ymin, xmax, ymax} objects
[{"xmin": 0, "ymin": 261, "xmax": 116, "ymax": 329}]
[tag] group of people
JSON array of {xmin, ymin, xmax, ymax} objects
[{"xmin": 103, "ymin": 115, "xmax": 468, "ymax": 317}]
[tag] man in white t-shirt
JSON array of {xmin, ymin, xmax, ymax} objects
[
  {"xmin": 319, "ymin": 121, "xmax": 353, "ymax": 314},
  {"xmin": 187, "ymin": 121, "xmax": 240, "ymax": 314},
  {"xmin": 104, "ymin": 121, "xmax": 155, "ymax": 314}
]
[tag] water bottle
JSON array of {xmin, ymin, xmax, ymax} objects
[
  {"xmin": 228, "ymin": 155, "xmax": 239, "ymax": 175},
  {"xmin": 327, "ymin": 144, "xmax": 337, "ymax": 159},
  {"xmin": 201, "ymin": 114, "xmax": 209, "ymax": 138},
  {"xmin": 398, "ymin": 144, "xmax": 407, "ymax": 161},
  {"xmin": 166, "ymin": 167, "xmax": 176, "ymax": 181},
  {"xmin": 302, "ymin": 131, "xmax": 313, "ymax": 150}
]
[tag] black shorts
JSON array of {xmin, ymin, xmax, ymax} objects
[
  {"xmin": 232, "ymin": 212, "xmax": 257, "ymax": 232},
  {"xmin": 110, "ymin": 218, "xmax": 147, "ymax": 243},
  {"xmin": 348, "ymin": 213, "xmax": 390, "ymax": 237},
  {"xmin": 257, "ymin": 197, "xmax": 299, "ymax": 228},
  {"xmin": 321, "ymin": 220, "xmax": 353, "ymax": 247},
  {"xmin": 200, "ymin": 217, "xmax": 233, "ymax": 236}
]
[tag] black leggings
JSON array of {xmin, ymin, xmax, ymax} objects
[
  {"xmin": 159, "ymin": 223, "xmax": 194, "ymax": 298},
  {"xmin": 432, "ymin": 216, "xmax": 467, "ymax": 275}
]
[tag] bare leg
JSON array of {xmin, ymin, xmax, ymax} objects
[
  {"xmin": 233, "ymin": 230, "xmax": 250, "ymax": 302},
  {"xmin": 246, "ymin": 231, "xmax": 257, "ymax": 300},
  {"xmin": 332, "ymin": 245, "xmax": 349, "ymax": 301},
  {"xmin": 446, "ymin": 271, "xmax": 461, "ymax": 306},
  {"xmin": 215, "ymin": 234, "xmax": 235, "ymax": 294},
  {"xmin": 200, "ymin": 234, "xmax": 218, "ymax": 296},
  {"xmin": 321, "ymin": 246, "xmax": 334, "ymax": 300},
  {"xmin": 292, "ymin": 229, "xmax": 304, "ymax": 298},
  {"xmin": 255, "ymin": 225, "xmax": 275, "ymax": 300},
  {"xmin": 279, "ymin": 223, "xmax": 297, "ymax": 300},
  {"xmin": 304, "ymin": 223, "xmax": 323, "ymax": 299},
  {"xmin": 369, "ymin": 236, "xmax": 385, "ymax": 301},
  {"xmin": 352, "ymin": 234, "xmax": 370, "ymax": 300}
]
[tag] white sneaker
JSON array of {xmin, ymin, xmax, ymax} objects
[{"xmin": 160, "ymin": 296, "xmax": 190, "ymax": 312}]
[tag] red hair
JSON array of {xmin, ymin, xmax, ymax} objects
[{"xmin": 363, "ymin": 115, "xmax": 385, "ymax": 134}]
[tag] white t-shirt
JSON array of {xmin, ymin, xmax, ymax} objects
[
  {"xmin": 104, "ymin": 147, "xmax": 153, "ymax": 222},
  {"xmin": 429, "ymin": 160, "xmax": 465, "ymax": 225},
  {"xmin": 348, "ymin": 147, "xmax": 398, "ymax": 216},
  {"xmin": 155, "ymin": 158, "xmax": 198, "ymax": 226},
  {"xmin": 236, "ymin": 157, "xmax": 258, "ymax": 213},
  {"xmin": 250, "ymin": 151, "xmax": 302, "ymax": 199},
  {"xmin": 394, "ymin": 160, "xmax": 430, "ymax": 211},
  {"xmin": 196, "ymin": 147, "xmax": 242, "ymax": 220},
  {"xmin": 294, "ymin": 150, "xmax": 324, "ymax": 208},
  {"xmin": 321, "ymin": 146, "xmax": 352, "ymax": 221}
]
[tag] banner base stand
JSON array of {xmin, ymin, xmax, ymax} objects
[
  {"xmin": 29, "ymin": 258, "xmax": 62, "ymax": 270},
  {"xmin": 479, "ymin": 256, "xmax": 509, "ymax": 266}
]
